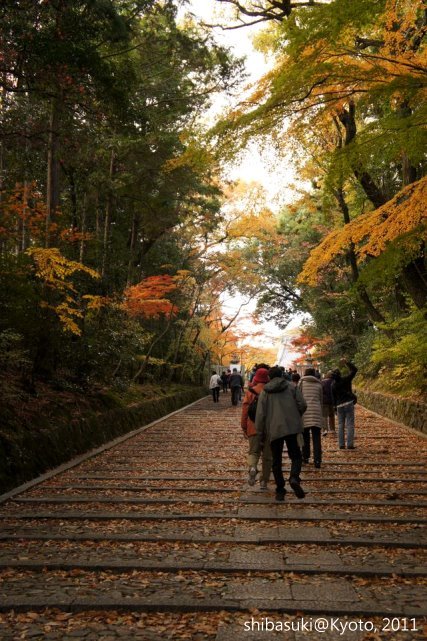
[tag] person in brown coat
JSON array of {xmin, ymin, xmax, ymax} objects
[{"xmin": 241, "ymin": 367, "xmax": 272, "ymax": 490}]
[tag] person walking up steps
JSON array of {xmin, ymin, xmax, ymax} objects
[
  {"xmin": 298, "ymin": 368, "xmax": 323, "ymax": 469},
  {"xmin": 332, "ymin": 358, "xmax": 358, "ymax": 449},
  {"xmin": 229, "ymin": 368, "xmax": 244, "ymax": 406},
  {"xmin": 322, "ymin": 371, "xmax": 335, "ymax": 436},
  {"xmin": 220, "ymin": 370, "xmax": 228, "ymax": 393},
  {"xmin": 209, "ymin": 371, "xmax": 222, "ymax": 403},
  {"xmin": 291, "ymin": 372, "xmax": 300, "ymax": 386},
  {"xmin": 241, "ymin": 367, "xmax": 272, "ymax": 490},
  {"xmin": 248, "ymin": 365, "xmax": 257, "ymax": 383},
  {"xmin": 255, "ymin": 366, "xmax": 307, "ymax": 501}
]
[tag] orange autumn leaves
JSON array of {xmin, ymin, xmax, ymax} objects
[
  {"xmin": 123, "ymin": 271, "xmax": 190, "ymax": 319},
  {"xmin": 299, "ymin": 176, "xmax": 427, "ymax": 286},
  {"xmin": 0, "ymin": 183, "xmax": 54, "ymax": 243},
  {"xmin": 29, "ymin": 254, "xmax": 190, "ymax": 334}
]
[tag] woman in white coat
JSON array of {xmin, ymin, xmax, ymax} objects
[{"xmin": 209, "ymin": 371, "xmax": 222, "ymax": 403}]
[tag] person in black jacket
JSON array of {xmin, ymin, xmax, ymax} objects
[
  {"xmin": 220, "ymin": 371, "xmax": 228, "ymax": 393},
  {"xmin": 331, "ymin": 359, "xmax": 358, "ymax": 449},
  {"xmin": 229, "ymin": 368, "xmax": 244, "ymax": 406},
  {"xmin": 321, "ymin": 371, "xmax": 335, "ymax": 436}
]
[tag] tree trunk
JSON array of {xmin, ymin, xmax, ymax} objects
[
  {"xmin": 399, "ymin": 255, "xmax": 427, "ymax": 309},
  {"xmin": 94, "ymin": 191, "xmax": 100, "ymax": 267},
  {"xmin": 335, "ymin": 187, "xmax": 386, "ymax": 324},
  {"xmin": 21, "ymin": 181, "xmax": 29, "ymax": 252},
  {"xmin": 45, "ymin": 94, "xmax": 61, "ymax": 248},
  {"xmin": 337, "ymin": 100, "xmax": 387, "ymax": 209},
  {"xmin": 402, "ymin": 153, "xmax": 417, "ymax": 187},
  {"xmin": 133, "ymin": 322, "xmax": 171, "ymax": 382},
  {"xmin": 353, "ymin": 169, "xmax": 387, "ymax": 208},
  {"xmin": 337, "ymin": 103, "xmax": 426, "ymax": 308},
  {"xmin": 69, "ymin": 169, "xmax": 78, "ymax": 232},
  {"xmin": 127, "ymin": 208, "xmax": 139, "ymax": 286},
  {"xmin": 79, "ymin": 194, "xmax": 87, "ymax": 263},
  {"xmin": 398, "ymin": 142, "xmax": 426, "ymax": 308},
  {"xmin": 101, "ymin": 149, "xmax": 115, "ymax": 279}
]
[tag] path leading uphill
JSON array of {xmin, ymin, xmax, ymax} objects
[{"xmin": 0, "ymin": 394, "xmax": 426, "ymax": 640}]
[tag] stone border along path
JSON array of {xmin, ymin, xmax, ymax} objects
[{"xmin": 0, "ymin": 396, "xmax": 426, "ymax": 641}]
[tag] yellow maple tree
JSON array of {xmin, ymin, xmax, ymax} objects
[
  {"xmin": 27, "ymin": 248, "xmax": 100, "ymax": 335},
  {"xmin": 298, "ymin": 176, "xmax": 427, "ymax": 285}
]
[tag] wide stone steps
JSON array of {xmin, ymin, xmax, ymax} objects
[
  {"xmin": 0, "ymin": 397, "xmax": 426, "ymax": 640},
  {"xmin": 1, "ymin": 528, "xmax": 425, "ymax": 547},
  {"xmin": 3, "ymin": 510, "xmax": 426, "ymax": 523},
  {"xmin": 0, "ymin": 571, "xmax": 425, "ymax": 617}
]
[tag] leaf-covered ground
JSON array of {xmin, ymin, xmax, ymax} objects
[{"xmin": 0, "ymin": 395, "xmax": 426, "ymax": 639}]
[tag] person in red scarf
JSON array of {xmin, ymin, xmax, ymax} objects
[{"xmin": 241, "ymin": 367, "xmax": 272, "ymax": 490}]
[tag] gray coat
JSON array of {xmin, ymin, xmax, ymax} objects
[
  {"xmin": 255, "ymin": 377, "xmax": 307, "ymax": 443},
  {"xmin": 298, "ymin": 375, "xmax": 323, "ymax": 428}
]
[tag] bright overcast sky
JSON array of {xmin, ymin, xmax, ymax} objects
[{"xmin": 182, "ymin": 0, "xmax": 297, "ymax": 209}]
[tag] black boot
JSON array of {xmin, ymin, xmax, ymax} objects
[{"xmin": 289, "ymin": 457, "xmax": 305, "ymax": 498}]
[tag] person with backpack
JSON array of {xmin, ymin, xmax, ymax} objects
[
  {"xmin": 331, "ymin": 359, "xmax": 358, "ymax": 449},
  {"xmin": 255, "ymin": 366, "xmax": 307, "ymax": 501},
  {"xmin": 209, "ymin": 371, "xmax": 222, "ymax": 403},
  {"xmin": 298, "ymin": 368, "xmax": 323, "ymax": 469},
  {"xmin": 229, "ymin": 368, "xmax": 244, "ymax": 406},
  {"xmin": 241, "ymin": 367, "xmax": 271, "ymax": 490}
]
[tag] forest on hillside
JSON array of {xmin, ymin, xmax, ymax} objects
[{"xmin": 0, "ymin": 0, "xmax": 426, "ymax": 417}]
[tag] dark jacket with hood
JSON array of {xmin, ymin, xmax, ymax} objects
[
  {"xmin": 229, "ymin": 372, "xmax": 244, "ymax": 389},
  {"xmin": 322, "ymin": 377, "xmax": 334, "ymax": 405},
  {"xmin": 331, "ymin": 362, "xmax": 358, "ymax": 407},
  {"xmin": 255, "ymin": 377, "xmax": 307, "ymax": 443}
]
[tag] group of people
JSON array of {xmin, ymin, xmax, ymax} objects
[
  {"xmin": 209, "ymin": 368, "xmax": 244, "ymax": 405},
  {"xmin": 238, "ymin": 359, "xmax": 358, "ymax": 501}
]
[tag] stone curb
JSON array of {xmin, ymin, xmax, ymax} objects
[
  {"xmin": 356, "ymin": 391, "xmax": 427, "ymax": 436},
  {"xmin": 0, "ymin": 395, "xmax": 210, "ymax": 504}
]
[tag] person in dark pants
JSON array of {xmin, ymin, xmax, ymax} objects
[
  {"xmin": 331, "ymin": 359, "xmax": 358, "ymax": 449},
  {"xmin": 298, "ymin": 368, "xmax": 323, "ymax": 469},
  {"xmin": 209, "ymin": 371, "xmax": 221, "ymax": 403},
  {"xmin": 229, "ymin": 368, "xmax": 244, "ymax": 406},
  {"xmin": 321, "ymin": 371, "xmax": 335, "ymax": 435},
  {"xmin": 255, "ymin": 366, "xmax": 307, "ymax": 501},
  {"xmin": 220, "ymin": 370, "xmax": 228, "ymax": 393}
]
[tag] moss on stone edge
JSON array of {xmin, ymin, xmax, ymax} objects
[{"xmin": 0, "ymin": 387, "xmax": 207, "ymax": 493}]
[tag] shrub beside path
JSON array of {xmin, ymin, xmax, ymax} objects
[{"xmin": 0, "ymin": 394, "xmax": 426, "ymax": 640}]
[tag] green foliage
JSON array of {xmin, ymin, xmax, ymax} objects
[
  {"xmin": 0, "ymin": 0, "xmax": 243, "ymax": 401},
  {"xmin": 76, "ymin": 305, "xmax": 152, "ymax": 384},
  {"xmin": 0, "ymin": 330, "xmax": 30, "ymax": 407},
  {"xmin": 211, "ymin": 0, "xmax": 427, "ymax": 402},
  {"xmin": 367, "ymin": 309, "xmax": 427, "ymax": 396}
]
